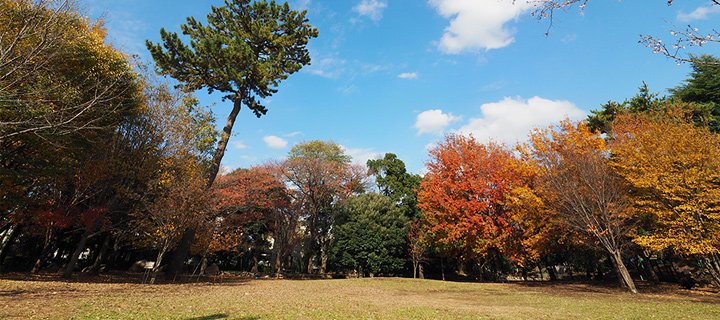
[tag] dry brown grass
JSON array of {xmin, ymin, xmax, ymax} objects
[{"xmin": 1, "ymin": 274, "xmax": 719, "ymax": 319}]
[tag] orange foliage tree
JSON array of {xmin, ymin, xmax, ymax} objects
[
  {"xmin": 209, "ymin": 165, "xmax": 294, "ymax": 274},
  {"xmin": 418, "ymin": 134, "xmax": 523, "ymax": 277},
  {"xmin": 611, "ymin": 110, "xmax": 720, "ymax": 287},
  {"xmin": 527, "ymin": 120, "xmax": 638, "ymax": 293}
]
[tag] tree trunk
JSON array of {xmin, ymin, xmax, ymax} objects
[
  {"xmin": 610, "ymin": 250, "xmax": 638, "ymax": 293},
  {"xmin": 412, "ymin": 259, "xmax": 418, "ymax": 279},
  {"xmin": 86, "ymin": 234, "xmax": 111, "ymax": 275},
  {"xmin": 150, "ymin": 246, "xmax": 168, "ymax": 285},
  {"xmin": 547, "ymin": 265, "xmax": 558, "ymax": 281},
  {"xmin": 0, "ymin": 225, "xmax": 18, "ymax": 273},
  {"xmin": 207, "ymin": 95, "xmax": 243, "ymax": 187},
  {"xmin": 440, "ymin": 257, "xmax": 445, "ymax": 280},
  {"xmin": 320, "ymin": 247, "xmax": 328, "ymax": 275},
  {"xmin": 167, "ymin": 96, "xmax": 243, "ymax": 279},
  {"xmin": 63, "ymin": 228, "xmax": 90, "ymax": 278},
  {"xmin": 199, "ymin": 255, "xmax": 208, "ymax": 275},
  {"xmin": 32, "ymin": 228, "xmax": 55, "ymax": 273},
  {"xmin": 165, "ymin": 227, "xmax": 194, "ymax": 279},
  {"xmin": 251, "ymin": 253, "xmax": 259, "ymax": 273},
  {"xmin": 702, "ymin": 254, "xmax": 720, "ymax": 288}
]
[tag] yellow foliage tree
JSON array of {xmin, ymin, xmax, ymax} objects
[
  {"xmin": 611, "ymin": 108, "xmax": 720, "ymax": 287},
  {"xmin": 528, "ymin": 120, "xmax": 638, "ymax": 293}
]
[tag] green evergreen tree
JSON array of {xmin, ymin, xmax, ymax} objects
[{"xmin": 331, "ymin": 193, "xmax": 408, "ymax": 276}]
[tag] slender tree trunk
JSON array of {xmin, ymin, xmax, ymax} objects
[
  {"xmin": 207, "ymin": 95, "xmax": 243, "ymax": 187},
  {"xmin": 702, "ymin": 254, "xmax": 720, "ymax": 288},
  {"xmin": 440, "ymin": 257, "xmax": 445, "ymax": 281},
  {"xmin": 0, "ymin": 225, "xmax": 18, "ymax": 273},
  {"xmin": 0, "ymin": 222, "xmax": 10, "ymax": 236},
  {"xmin": 150, "ymin": 246, "xmax": 168, "ymax": 285},
  {"xmin": 320, "ymin": 246, "xmax": 328, "ymax": 275},
  {"xmin": 641, "ymin": 253, "xmax": 659, "ymax": 283},
  {"xmin": 86, "ymin": 234, "xmax": 110, "ymax": 275},
  {"xmin": 63, "ymin": 228, "xmax": 90, "ymax": 278},
  {"xmin": 412, "ymin": 259, "xmax": 418, "ymax": 279},
  {"xmin": 199, "ymin": 255, "xmax": 208, "ymax": 275},
  {"xmin": 610, "ymin": 250, "xmax": 638, "ymax": 293},
  {"xmin": 32, "ymin": 228, "xmax": 55, "ymax": 273}
]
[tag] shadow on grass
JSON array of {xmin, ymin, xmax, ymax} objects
[
  {"xmin": 0, "ymin": 271, "xmax": 255, "ymax": 286},
  {"xmin": 184, "ymin": 313, "xmax": 230, "ymax": 320},
  {"xmin": 185, "ymin": 314, "xmax": 260, "ymax": 320}
]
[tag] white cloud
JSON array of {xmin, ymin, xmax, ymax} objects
[
  {"xmin": 677, "ymin": 5, "xmax": 720, "ymax": 22},
  {"xmin": 458, "ymin": 96, "xmax": 586, "ymax": 145},
  {"xmin": 305, "ymin": 52, "xmax": 346, "ymax": 79},
  {"xmin": 232, "ymin": 141, "xmax": 248, "ymax": 149},
  {"xmin": 429, "ymin": 0, "xmax": 533, "ymax": 53},
  {"xmin": 353, "ymin": 0, "xmax": 388, "ymax": 21},
  {"xmin": 398, "ymin": 72, "xmax": 419, "ymax": 79},
  {"xmin": 342, "ymin": 145, "xmax": 382, "ymax": 165},
  {"xmin": 219, "ymin": 165, "xmax": 234, "ymax": 176},
  {"xmin": 285, "ymin": 131, "xmax": 303, "ymax": 137},
  {"xmin": 263, "ymin": 135, "xmax": 289, "ymax": 149},
  {"xmin": 415, "ymin": 109, "xmax": 461, "ymax": 135}
]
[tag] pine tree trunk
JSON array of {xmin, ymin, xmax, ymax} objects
[
  {"xmin": 168, "ymin": 96, "xmax": 243, "ymax": 279},
  {"xmin": 610, "ymin": 250, "xmax": 638, "ymax": 293},
  {"xmin": 63, "ymin": 228, "xmax": 90, "ymax": 278}
]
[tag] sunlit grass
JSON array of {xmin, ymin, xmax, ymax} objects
[{"xmin": 1, "ymin": 277, "xmax": 718, "ymax": 319}]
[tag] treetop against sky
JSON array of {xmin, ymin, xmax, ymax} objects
[{"xmin": 87, "ymin": 0, "xmax": 720, "ymax": 173}]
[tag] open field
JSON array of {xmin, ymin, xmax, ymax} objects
[{"xmin": 1, "ymin": 276, "xmax": 719, "ymax": 319}]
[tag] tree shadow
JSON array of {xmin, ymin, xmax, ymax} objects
[
  {"xmin": 184, "ymin": 313, "xmax": 229, "ymax": 320},
  {"xmin": 185, "ymin": 314, "xmax": 260, "ymax": 320}
]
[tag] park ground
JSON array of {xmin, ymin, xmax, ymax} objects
[{"xmin": 1, "ymin": 275, "xmax": 719, "ymax": 319}]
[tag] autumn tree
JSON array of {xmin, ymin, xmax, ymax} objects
[
  {"xmin": 211, "ymin": 165, "xmax": 293, "ymax": 274},
  {"xmin": 418, "ymin": 135, "xmax": 523, "ymax": 278},
  {"xmin": 279, "ymin": 140, "xmax": 366, "ymax": 274},
  {"xmin": 146, "ymin": 0, "xmax": 317, "ymax": 274},
  {"xmin": 131, "ymin": 159, "xmax": 210, "ymax": 284},
  {"xmin": 611, "ymin": 109, "xmax": 720, "ymax": 287},
  {"xmin": 1, "ymin": 0, "xmax": 142, "ymax": 226},
  {"xmin": 330, "ymin": 193, "xmax": 408, "ymax": 277},
  {"xmin": 527, "ymin": 120, "xmax": 638, "ymax": 293}
]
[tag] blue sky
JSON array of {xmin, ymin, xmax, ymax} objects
[{"xmin": 87, "ymin": 0, "xmax": 720, "ymax": 173}]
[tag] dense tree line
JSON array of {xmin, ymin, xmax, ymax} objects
[{"xmin": 2, "ymin": 0, "xmax": 720, "ymax": 295}]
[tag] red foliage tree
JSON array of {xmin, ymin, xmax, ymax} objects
[{"xmin": 418, "ymin": 134, "xmax": 523, "ymax": 275}]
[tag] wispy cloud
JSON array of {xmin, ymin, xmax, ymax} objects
[
  {"xmin": 677, "ymin": 5, "xmax": 720, "ymax": 22},
  {"xmin": 263, "ymin": 135, "xmax": 289, "ymax": 149},
  {"xmin": 398, "ymin": 72, "xmax": 419, "ymax": 79},
  {"xmin": 232, "ymin": 141, "xmax": 248, "ymax": 149},
  {"xmin": 353, "ymin": 0, "xmax": 388, "ymax": 21}
]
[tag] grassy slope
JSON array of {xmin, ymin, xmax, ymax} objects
[{"xmin": 0, "ymin": 277, "xmax": 718, "ymax": 319}]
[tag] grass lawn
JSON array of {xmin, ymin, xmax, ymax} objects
[{"xmin": 1, "ymin": 275, "xmax": 719, "ymax": 319}]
